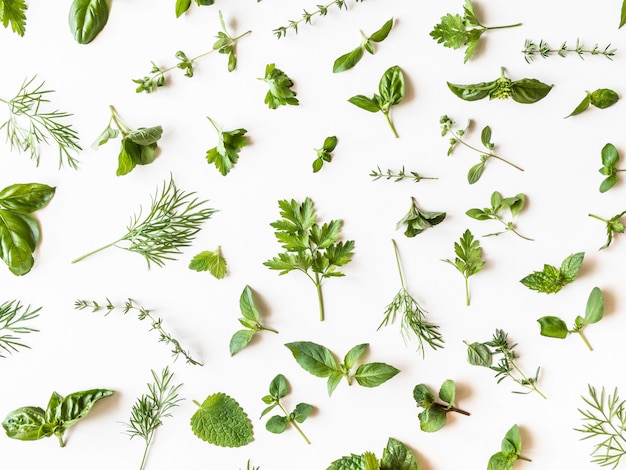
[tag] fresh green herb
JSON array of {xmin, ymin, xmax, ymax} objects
[
  {"xmin": 448, "ymin": 67, "xmax": 553, "ymax": 104},
  {"xmin": 576, "ymin": 385, "xmax": 626, "ymax": 468},
  {"xmin": 312, "ymin": 136, "xmax": 337, "ymax": 173},
  {"xmin": 622, "ymin": 0, "xmax": 626, "ymax": 28},
  {"xmin": 466, "ymin": 329, "xmax": 545, "ymax": 398},
  {"xmin": 431, "ymin": 0, "xmax": 521, "ymax": 63},
  {"xmin": 598, "ymin": 143, "xmax": 626, "ymax": 193},
  {"xmin": 285, "ymin": 341, "xmax": 399, "ymax": 396},
  {"xmin": 523, "ymin": 39, "xmax": 616, "ymax": 63},
  {"xmin": 2, "ymin": 389, "xmax": 114, "ymax": 447},
  {"xmin": 273, "ymin": 0, "xmax": 366, "ymax": 39},
  {"xmin": 205, "ymin": 117, "xmax": 248, "ymax": 176},
  {"xmin": 0, "ymin": 0, "xmax": 27, "ymax": 35},
  {"xmin": 190, "ymin": 392, "xmax": 253, "ymax": 447},
  {"xmin": 466, "ymin": 191, "xmax": 532, "ymax": 241},
  {"xmin": 0, "ymin": 182, "xmax": 55, "ymax": 276},
  {"xmin": 241, "ymin": 461, "xmax": 260, "ymax": 470},
  {"xmin": 175, "ymin": 0, "xmax": 214, "ymax": 17},
  {"xmin": 413, "ymin": 380, "xmax": 470, "ymax": 432},
  {"xmin": 565, "ymin": 89, "xmax": 619, "ymax": 118},
  {"xmin": 0, "ymin": 300, "xmax": 40, "ymax": 357},
  {"xmin": 72, "ymin": 177, "xmax": 215, "ymax": 267},
  {"xmin": 588, "ymin": 211, "xmax": 626, "ymax": 250},
  {"xmin": 440, "ymin": 115, "xmax": 523, "ymax": 184},
  {"xmin": 487, "ymin": 424, "xmax": 531, "ymax": 470},
  {"xmin": 520, "ymin": 252, "xmax": 584, "ymax": 294},
  {"xmin": 333, "ymin": 18, "xmax": 394, "ymax": 73},
  {"xmin": 74, "ymin": 298, "xmax": 203, "ymax": 366},
  {"xmin": 133, "ymin": 12, "xmax": 250, "ymax": 93},
  {"xmin": 230, "ymin": 285, "xmax": 278, "ymax": 356},
  {"xmin": 92, "ymin": 105, "xmax": 163, "ymax": 176},
  {"xmin": 0, "ymin": 76, "xmax": 81, "ymax": 168},
  {"xmin": 260, "ymin": 374, "xmax": 312, "ymax": 444},
  {"xmin": 370, "ymin": 166, "xmax": 437, "ymax": 183},
  {"xmin": 397, "ymin": 197, "xmax": 446, "ymax": 238},
  {"xmin": 259, "ymin": 63, "xmax": 299, "ymax": 109},
  {"xmin": 328, "ymin": 437, "xmax": 422, "ymax": 470},
  {"xmin": 537, "ymin": 287, "xmax": 604, "ymax": 351},
  {"xmin": 264, "ymin": 197, "xmax": 354, "ymax": 321},
  {"xmin": 68, "ymin": 0, "xmax": 110, "ymax": 44},
  {"xmin": 124, "ymin": 367, "xmax": 182, "ymax": 470},
  {"xmin": 380, "ymin": 240, "xmax": 444, "ymax": 356},
  {"xmin": 348, "ymin": 65, "xmax": 405, "ymax": 138},
  {"xmin": 442, "ymin": 229, "xmax": 485, "ymax": 306},
  {"xmin": 189, "ymin": 246, "xmax": 227, "ymax": 279}
]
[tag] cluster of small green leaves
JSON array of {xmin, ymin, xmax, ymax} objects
[
  {"xmin": 285, "ymin": 341, "xmax": 399, "ymax": 396},
  {"xmin": 2, "ymin": 389, "xmax": 114, "ymax": 447},
  {"xmin": 566, "ymin": 89, "xmax": 619, "ymax": 118},
  {"xmin": 312, "ymin": 136, "xmax": 338, "ymax": 173},
  {"xmin": 467, "ymin": 191, "xmax": 532, "ymax": 241},
  {"xmin": 327, "ymin": 437, "xmax": 422, "ymax": 470},
  {"xmin": 448, "ymin": 67, "xmax": 553, "ymax": 104},
  {"xmin": 259, "ymin": 63, "xmax": 299, "ymax": 109},
  {"xmin": 487, "ymin": 424, "xmax": 530, "ymax": 470},
  {"xmin": 442, "ymin": 229, "xmax": 485, "ymax": 306},
  {"xmin": 523, "ymin": 39, "xmax": 616, "ymax": 63},
  {"xmin": 0, "ymin": 300, "xmax": 40, "ymax": 357},
  {"xmin": 538, "ymin": 287, "xmax": 604, "ymax": 351},
  {"xmin": 430, "ymin": 0, "xmax": 521, "ymax": 63},
  {"xmin": 333, "ymin": 18, "xmax": 393, "ymax": 72},
  {"xmin": 413, "ymin": 380, "xmax": 469, "ymax": 432},
  {"xmin": 175, "ymin": 0, "xmax": 213, "ymax": 17},
  {"xmin": 370, "ymin": 166, "xmax": 436, "ymax": 183},
  {"xmin": 264, "ymin": 197, "xmax": 354, "ymax": 321},
  {"xmin": 189, "ymin": 246, "xmax": 227, "ymax": 279},
  {"xmin": 205, "ymin": 117, "xmax": 248, "ymax": 176},
  {"xmin": 349, "ymin": 65, "xmax": 405, "ymax": 138},
  {"xmin": 273, "ymin": 0, "xmax": 366, "ymax": 38},
  {"xmin": 396, "ymin": 197, "xmax": 446, "ymax": 238},
  {"xmin": 260, "ymin": 374, "xmax": 312, "ymax": 444},
  {"xmin": 598, "ymin": 143, "xmax": 626, "ymax": 193},
  {"xmin": 69, "ymin": 0, "xmax": 110, "ymax": 44},
  {"xmin": 0, "ymin": 0, "xmax": 27, "ymax": 36},
  {"xmin": 190, "ymin": 392, "xmax": 253, "ymax": 447},
  {"xmin": 588, "ymin": 211, "xmax": 626, "ymax": 249},
  {"xmin": 520, "ymin": 252, "xmax": 584, "ymax": 294},
  {"xmin": 466, "ymin": 329, "xmax": 546, "ymax": 398},
  {"xmin": 230, "ymin": 285, "xmax": 278, "ymax": 356}
]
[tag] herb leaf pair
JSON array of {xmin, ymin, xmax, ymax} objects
[
  {"xmin": 189, "ymin": 247, "xmax": 227, "ymax": 279},
  {"xmin": 0, "ymin": 0, "xmax": 27, "ymax": 36},
  {"xmin": 413, "ymin": 380, "xmax": 469, "ymax": 432},
  {"xmin": 598, "ymin": 143, "xmax": 626, "ymax": 193},
  {"xmin": 328, "ymin": 437, "xmax": 422, "ymax": 470},
  {"xmin": 0, "ymin": 300, "xmax": 40, "ymax": 357},
  {"xmin": 190, "ymin": 392, "xmax": 253, "ymax": 447},
  {"xmin": 261, "ymin": 374, "xmax": 312, "ymax": 444},
  {"xmin": 442, "ymin": 229, "xmax": 485, "ymax": 306},
  {"xmin": 230, "ymin": 285, "xmax": 278, "ymax": 356},
  {"xmin": 397, "ymin": 197, "xmax": 446, "ymax": 238},
  {"xmin": 312, "ymin": 136, "xmax": 338, "ymax": 173},
  {"xmin": 588, "ymin": 211, "xmax": 626, "ymax": 249},
  {"xmin": 333, "ymin": 18, "xmax": 394, "ymax": 72},
  {"xmin": 285, "ymin": 341, "xmax": 399, "ymax": 396},
  {"xmin": 565, "ymin": 89, "xmax": 619, "ymax": 118},
  {"xmin": 520, "ymin": 252, "xmax": 584, "ymax": 294},
  {"xmin": 260, "ymin": 64, "xmax": 299, "ymax": 109},
  {"xmin": 466, "ymin": 191, "xmax": 532, "ymax": 241},
  {"xmin": 487, "ymin": 424, "xmax": 531, "ymax": 470},
  {"xmin": 68, "ymin": 0, "xmax": 110, "ymax": 44},
  {"xmin": 205, "ymin": 117, "xmax": 248, "ymax": 176}
]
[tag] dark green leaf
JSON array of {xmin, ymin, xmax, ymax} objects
[
  {"xmin": 353, "ymin": 362, "xmax": 400, "ymax": 388},
  {"xmin": 565, "ymin": 94, "xmax": 590, "ymax": 118},
  {"xmin": 293, "ymin": 402, "xmax": 313, "ymax": 423},
  {"xmin": 584, "ymin": 287, "xmax": 604, "ymax": 324},
  {"xmin": 269, "ymin": 374, "xmax": 288, "ymax": 399},
  {"xmin": 0, "ymin": 209, "xmax": 39, "ymax": 276},
  {"xmin": 466, "ymin": 341, "xmax": 491, "ymax": 366},
  {"xmin": 379, "ymin": 65, "xmax": 405, "ymax": 105},
  {"xmin": 56, "ymin": 389, "xmax": 114, "ymax": 429},
  {"xmin": 600, "ymin": 175, "xmax": 618, "ymax": 193},
  {"xmin": 447, "ymin": 81, "xmax": 495, "ymax": 101},
  {"xmin": 418, "ymin": 407, "xmax": 447, "ymax": 432},
  {"xmin": 126, "ymin": 126, "xmax": 163, "ymax": 146},
  {"xmin": 2, "ymin": 406, "xmax": 46, "ymax": 441},
  {"xmin": 68, "ymin": 0, "xmax": 110, "ymax": 44},
  {"xmin": 590, "ymin": 89, "xmax": 619, "ymax": 109},
  {"xmin": 229, "ymin": 329, "xmax": 255, "ymax": 356},
  {"xmin": 537, "ymin": 316, "xmax": 568, "ymax": 339},
  {"xmin": 348, "ymin": 95, "xmax": 380, "ymax": 112},
  {"xmin": 510, "ymin": 79, "xmax": 552, "ymax": 104},
  {"xmin": 266, "ymin": 415, "xmax": 287, "ymax": 434},
  {"xmin": 285, "ymin": 341, "xmax": 339, "ymax": 377},
  {"xmin": 323, "ymin": 136, "xmax": 338, "ymax": 152},
  {"xmin": 312, "ymin": 158, "xmax": 324, "ymax": 173},
  {"xmin": 369, "ymin": 18, "xmax": 394, "ymax": 42},
  {"xmin": 333, "ymin": 47, "xmax": 365, "ymax": 73},
  {"xmin": 0, "ymin": 184, "xmax": 55, "ymax": 213},
  {"xmin": 380, "ymin": 437, "xmax": 421, "ymax": 470}
]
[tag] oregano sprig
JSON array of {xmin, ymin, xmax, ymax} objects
[
  {"xmin": 332, "ymin": 18, "xmax": 394, "ymax": 73},
  {"xmin": 520, "ymin": 252, "xmax": 584, "ymax": 294},
  {"xmin": 488, "ymin": 424, "xmax": 531, "ymax": 470},
  {"xmin": 370, "ymin": 166, "xmax": 437, "ymax": 183},
  {"xmin": 205, "ymin": 117, "xmax": 248, "ymax": 176},
  {"xmin": 413, "ymin": 380, "xmax": 470, "ymax": 432},
  {"xmin": 466, "ymin": 191, "xmax": 533, "ymax": 241},
  {"xmin": 523, "ymin": 39, "xmax": 616, "ymax": 63},
  {"xmin": 598, "ymin": 143, "xmax": 626, "ymax": 193},
  {"xmin": 588, "ymin": 211, "xmax": 626, "ymax": 250},
  {"xmin": 442, "ymin": 229, "xmax": 485, "ymax": 306},
  {"xmin": 312, "ymin": 136, "xmax": 337, "ymax": 173},
  {"xmin": 0, "ymin": 300, "xmax": 40, "ymax": 358},
  {"xmin": 230, "ymin": 285, "xmax": 278, "ymax": 356}
]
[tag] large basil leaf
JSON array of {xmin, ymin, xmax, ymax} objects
[
  {"xmin": 0, "ymin": 183, "xmax": 55, "ymax": 213},
  {"xmin": 510, "ymin": 79, "xmax": 552, "ymax": 104},
  {"xmin": 285, "ymin": 341, "xmax": 339, "ymax": 377},
  {"xmin": 2, "ymin": 407, "xmax": 46, "ymax": 441},
  {"xmin": 0, "ymin": 209, "xmax": 39, "ymax": 276},
  {"xmin": 69, "ymin": 0, "xmax": 110, "ymax": 45},
  {"xmin": 447, "ymin": 80, "xmax": 496, "ymax": 101},
  {"xmin": 379, "ymin": 65, "xmax": 405, "ymax": 105},
  {"xmin": 126, "ymin": 126, "xmax": 163, "ymax": 146},
  {"xmin": 55, "ymin": 389, "xmax": 114, "ymax": 428}
]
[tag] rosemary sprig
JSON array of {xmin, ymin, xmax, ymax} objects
[
  {"xmin": 523, "ymin": 39, "xmax": 617, "ymax": 63},
  {"xmin": 0, "ymin": 300, "xmax": 40, "ymax": 358},
  {"xmin": 71, "ymin": 177, "xmax": 216, "ymax": 267},
  {"xmin": 369, "ymin": 166, "xmax": 437, "ymax": 183},
  {"xmin": 124, "ymin": 367, "xmax": 183, "ymax": 470},
  {"xmin": 74, "ymin": 298, "xmax": 202, "ymax": 366},
  {"xmin": 273, "ymin": 0, "xmax": 365, "ymax": 38},
  {"xmin": 0, "ymin": 76, "xmax": 81, "ymax": 169},
  {"xmin": 378, "ymin": 240, "xmax": 444, "ymax": 357},
  {"xmin": 576, "ymin": 385, "xmax": 626, "ymax": 469}
]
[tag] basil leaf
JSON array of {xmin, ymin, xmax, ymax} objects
[
  {"xmin": 327, "ymin": 371, "xmax": 343, "ymax": 397},
  {"xmin": 269, "ymin": 374, "xmax": 288, "ymax": 399},
  {"xmin": 285, "ymin": 341, "xmax": 339, "ymax": 377},
  {"xmin": 369, "ymin": 18, "xmax": 394, "ymax": 43},
  {"xmin": 379, "ymin": 65, "xmax": 405, "ymax": 105},
  {"xmin": 537, "ymin": 316, "xmax": 568, "ymax": 338},
  {"xmin": 600, "ymin": 174, "xmax": 618, "ymax": 193},
  {"xmin": 466, "ymin": 208, "xmax": 490, "ymax": 220},
  {"xmin": 343, "ymin": 343, "xmax": 368, "ymax": 369},
  {"xmin": 68, "ymin": 0, "xmax": 110, "ymax": 45},
  {"xmin": 57, "ymin": 389, "xmax": 114, "ymax": 428},
  {"xmin": 239, "ymin": 285, "xmax": 260, "ymax": 322},
  {"xmin": 353, "ymin": 362, "xmax": 399, "ymax": 388},
  {"xmin": 0, "ymin": 209, "xmax": 39, "ymax": 276},
  {"xmin": 333, "ymin": 47, "xmax": 365, "ymax": 73},
  {"xmin": 348, "ymin": 95, "xmax": 380, "ymax": 112},
  {"xmin": 0, "ymin": 184, "xmax": 55, "ymax": 213},
  {"xmin": 447, "ymin": 80, "xmax": 495, "ymax": 101},
  {"xmin": 380, "ymin": 437, "xmax": 421, "ymax": 470},
  {"xmin": 584, "ymin": 287, "xmax": 604, "ymax": 324},
  {"xmin": 510, "ymin": 79, "xmax": 552, "ymax": 104},
  {"xmin": 44, "ymin": 392, "xmax": 63, "ymax": 423},
  {"xmin": 602, "ymin": 143, "xmax": 620, "ymax": 168},
  {"xmin": 323, "ymin": 136, "xmax": 338, "ymax": 152},
  {"xmin": 2, "ymin": 406, "xmax": 46, "ymax": 441},
  {"xmin": 126, "ymin": 126, "xmax": 163, "ymax": 146},
  {"xmin": 116, "ymin": 140, "xmax": 139, "ymax": 176},
  {"xmin": 176, "ymin": 0, "xmax": 192, "ymax": 17},
  {"xmin": 565, "ymin": 94, "xmax": 590, "ymax": 118},
  {"xmin": 590, "ymin": 89, "xmax": 619, "ymax": 109}
]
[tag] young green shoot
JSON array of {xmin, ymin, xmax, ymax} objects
[
  {"xmin": 466, "ymin": 191, "xmax": 533, "ymax": 241},
  {"xmin": 442, "ymin": 229, "xmax": 485, "ymax": 306},
  {"xmin": 273, "ymin": 0, "xmax": 366, "ymax": 38},
  {"xmin": 230, "ymin": 285, "xmax": 278, "ymax": 356},
  {"xmin": 520, "ymin": 252, "xmax": 584, "ymax": 294},
  {"xmin": 487, "ymin": 424, "xmax": 531, "ymax": 470},
  {"xmin": 0, "ymin": 300, "xmax": 40, "ymax": 358},
  {"xmin": 312, "ymin": 136, "xmax": 337, "ymax": 173},
  {"xmin": 523, "ymin": 39, "xmax": 616, "ymax": 63},
  {"xmin": 205, "ymin": 116, "xmax": 248, "ymax": 176},
  {"xmin": 598, "ymin": 143, "xmax": 626, "ymax": 193},
  {"xmin": 333, "ymin": 18, "xmax": 394, "ymax": 73},
  {"xmin": 588, "ymin": 211, "xmax": 626, "ymax": 250},
  {"xmin": 396, "ymin": 197, "xmax": 446, "ymax": 238},
  {"xmin": 413, "ymin": 380, "xmax": 470, "ymax": 432},
  {"xmin": 370, "ymin": 166, "xmax": 437, "ymax": 183}
]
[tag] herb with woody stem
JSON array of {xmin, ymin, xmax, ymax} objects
[
  {"xmin": 370, "ymin": 166, "xmax": 437, "ymax": 183},
  {"xmin": 0, "ymin": 300, "xmax": 40, "ymax": 358},
  {"xmin": 71, "ymin": 177, "xmax": 215, "ymax": 267},
  {"xmin": 588, "ymin": 211, "xmax": 626, "ymax": 250},
  {"xmin": 124, "ymin": 367, "xmax": 183, "ymax": 470},
  {"xmin": 0, "ymin": 0, "xmax": 27, "ymax": 36},
  {"xmin": 442, "ymin": 229, "xmax": 485, "ymax": 306},
  {"xmin": 74, "ymin": 298, "xmax": 203, "ymax": 366},
  {"xmin": 0, "ymin": 76, "xmax": 81, "ymax": 168},
  {"xmin": 466, "ymin": 191, "xmax": 533, "ymax": 241},
  {"xmin": 523, "ymin": 39, "xmax": 616, "ymax": 63},
  {"xmin": 380, "ymin": 240, "xmax": 444, "ymax": 357},
  {"xmin": 273, "ymin": 0, "xmax": 365, "ymax": 39},
  {"xmin": 598, "ymin": 143, "xmax": 626, "ymax": 193},
  {"xmin": 577, "ymin": 385, "xmax": 626, "ymax": 469}
]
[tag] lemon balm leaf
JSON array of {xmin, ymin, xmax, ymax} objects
[{"xmin": 190, "ymin": 393, "xmax": 253, "ymax": 447}]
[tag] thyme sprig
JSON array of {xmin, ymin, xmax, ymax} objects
[
  {"xmin": 74, "ymin": 298, "xmax": 202, "ymax": 366},
  {"xmin": 0, "ymin": 76, "xmax": 81, "ymax": 169},
  {"xmin": 0, "ymin": 300, "xmax": 40, "ymax": 358},
  {"xmin": 369, "ymin": 166, "xmax": 437, "ymax": 183},
  {"xmin": 273, "ymin": 0, "xmax": 365, "ymax": 39},
  {"xmin": 523, "ymin": 39, "xmax": 616, "ymax": 63}
]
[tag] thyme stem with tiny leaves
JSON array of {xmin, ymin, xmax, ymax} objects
[
  {"xmin": 523, "ymin": 39, "xmax": 616, "ymax": 63},
  {"xmin": 370, "ymin": 166, "xmax": 437, "ymax": 183},
  {"xmin": 273, "ymin": 0, "xmax": 366, "ymax": 38}
]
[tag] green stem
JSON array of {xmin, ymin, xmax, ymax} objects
[
  {"xmin": 56, "ymin": 432, "xmax": 65, "ymax": 447},
  {"xmin": 314, "ymin": 273, "xmax": 325, "ymax": 321},
  {"xmin": 577, "ymin": 330, "xmax": 593, "ymax": 351},
  {"xmin": 391, "ymin": 239, "xmax": 406, "ymax": 290},
  {"xmin": 451, "ymin": 130, "xmax": 524, "ymax": 172},
  {"xmin": 259, "ymin": 325, "xmax": 279, "ymax": 334},
  {"xmin": 139, "ymin": 439, "xmax": 151, "ymax": 470},
  {"xmin": 278, "ymin": 403, "xmax": 311, "ymax": 445},
  {"xmin": 588, "ymin": 213, "xmax": 608, "ymax": 223},
  {"xmin": 464, "ymin": 276, "xmax": 470, "ymax": 306},
  {"xmin": 510, "ymin": 362, "xmax": 546, "ymax": 399},
  {"xmin": 383, "ymin": 111, "xmax": 399, "ymax": 138},
  {"xmin": 485, "ymin": 22, "xmax": 523, "ymax": 31},
  {"xmin": 71, "ymin": 238, "xmax": 123, "ymax": 264},
  {"xmin": 109, "ymin": 105, "xmax": 132, "ymax": 134}
]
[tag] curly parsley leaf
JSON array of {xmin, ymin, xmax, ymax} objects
[
  {"xmin": 520, "ymin": 252, "xmax": 584, "ymax": 294},
  {"xmin": 205, "ymin": 117, "xmax": 248, "ymax": 176},
  {"xmin": 259, "ymin": 64, "xmax": 299, "ymax": 109},
  {"xmin": 189, "ymin": 246, "xmax": 227, "ymax": 279},
  {"xmin": 0, "ymin": 0, "xmax": 27, "ymax": 36},
  {"xmin": 190, "ymin": 392, "xmax": 253, "ymax": 447}
]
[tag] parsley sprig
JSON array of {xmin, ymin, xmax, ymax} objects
[
  {"xmin": 0, "ymin": 0, "xmax": 27, "ymax": 36},
  {"xmin": 442, "ymin": 229, "xmax": 485, "ymax": 306}
]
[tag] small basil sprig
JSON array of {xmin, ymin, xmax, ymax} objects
[
  {"xmin": 333, "ymin": 18, "xmax": 394, "ymax": 73},
  {"xmin": 312, "ymin": 136, "xmax": 338, "ymax": 173},
  {"xmin": 520, "ymin": 252, "xmax": 584, "ymax": 294},
  {"xmin": 566, "ymin": 89, "xmax": 619, "ymax": 118},
  {"xmin": 348, "ymin": 65, "xmax": 405, "ymax": 138},
  {"xmin": 397, "ymin": 197, "xmax": 446, "ymax": 237},
  {"xmin": 230, "ymin": 285, "xmax": 278, "ymax": 356},
  {"xmin": 538, "ymin": 287, "xmax": 604, "ymax": 351},
  {"xmin": 68, "ymin": 0, "xmax": 110, "ymax": 44},
  {"xmin": 588, "ymin": 211, "xmax": 626, "ymax": 249},
  {"xmin": 466, "ymin": 191, "xmax": 533, "ymax": 241},
  {"xmin": 448, "ymin": 67, "xmax": 552, "ymax": 104},
  {"xmin": 598, "ymin": 143, "xmax": 626, "ymax": 193},
  {"xmin": 488, "ymin": 424, "xmax": 531, "ymax": 470},
  {"xmin": 2, "ymin": 389, "xmax": 114, "ymax": 447},
  {"xmin": 413, "ymin": 380, "xmax": 469, "ymax": 432}
]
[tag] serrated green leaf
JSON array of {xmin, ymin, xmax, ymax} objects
[
  {"xmin": 380, "ymin": 437, "xmax": 421, "ymax": 470},
  {"xmin": 412, "ymin": 384, "xmax": 434, "ymax": 409},
  {"xmin": 520, "ymin": 266, "xmax": 562, "ymax": 294},
  {"xmin": 430, "ymin": 13, "xmax": 467, "ymax": 49},
  {"xmin": 261, "ymin": 63, "xmax": 299, "ymax": 109},
  {"xmin": 190, "ymin": 393, "xmax": 253, "ymax": 447},
  {"xmin": 188, "ymin": 247, "xmax": 227, "ymax": 279},
  {"xmin": 328, "ymin": 454, "xmax": 366, "ymax": 470},
  {"xmin": 559, "ymin": 252, "xmax": 584, "ymax": 283}
]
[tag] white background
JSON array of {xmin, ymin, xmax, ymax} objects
[{"xmin": 1, "ymin": 1, "xmax": 626, "ymax": 469}]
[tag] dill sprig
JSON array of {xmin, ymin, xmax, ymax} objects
[
  {"xmin": 124, "ymin": 367, "xmax": 183, "ymax": 470},
  {"xmin": 273, "ymin": 0, "xmax": 366, "ymax": 39},
  {"xmin": 0, "ymin": 76, "xmax": 81, "ymax": 169},
  {"xmin": 576, "ymin": 385, "xmax": 626, "ymax": 469},
  {"xmin": 369, "ymin": 166, "xmax": 437, "ymax": 183},
  {"xmin": 74, "ymin": 298, "xmax": 202, "ymax": 366},
  {"xmin": 71, "ymin": 177, "xmax": 216, "ymax": 267},
  {"xmin": 0, "ymin": 300, "xmax": 40, "ymax": 358},
  {"xmin": 242, "ymin": 461, "xmax": 260, "ymax": 470},
  {"xmin": 523, "ymin": 39, "xmax": 616, "ymax": 63},
  {"xmin": 378, "ymin": 239, "xmax": 444, "ymax": 357}
]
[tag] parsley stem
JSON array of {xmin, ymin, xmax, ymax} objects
[
  {"xmin": 278, "ymin": 403, "xmax": 311, "ymax": 444},
  {"xmin": 465, "ymin": 277, "xmax": 470, "ymax": 307},
  {"xmin": 383, "ymin": 111, "xmax": 399, "ymax": 138},
  {"xmin": 484, "ymin": 22, "xmax": 523, "ymax": 31},
  {"xmin": 577, "ymin": 331, "xmax": 593, "ymax": 351},
  {"xmin": 450, "ymin": 129, "xmax": 523, "ymax": 172},
  {"xmin": 588, "ymin": 213, "xmax": 607, "ymax": 223},
  {"xmin": 314, "ymin": 273, "xmax": 325, "ymax": 321}
]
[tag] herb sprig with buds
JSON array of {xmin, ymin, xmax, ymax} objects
[
  {"xmin": 566, "ymin": 89, "xmax": 619, "ymax": 119},
  {"xmin": 588, "ymin": 211, "xmax": 626, "ymax": 250},
  {"xmin": 259, "ymin": 64, "xmax": 299, "ymax": 109},
  {"xmin": 488, "ymin": 424, "xmax": 531, "ymax": 470},
  {"xmin": 523, "ymin": 39, "xmax": 616, "ymax": 63},
  {"xmin": 333, "ymin": 18, "xmax": 393, "ymax": 73},
  {"xmin": 205, "ymin": 117, "xmax": 248, "ymax": 176},
  {"xmin": 0, "ymin": 77, "xmax": 81, "ymax": 168},
  {"xmin": 124, "ymin": 367, "xmax": 183, "ymax": 470},
  {"xmin": 520, "ymin": 252, "xmax": 584, "ymax": 294},
  {"xmin": 413, "ymin": 380, "xmax": 470, "ymax": 432},
  {"xmin": 431, "ymin": 0, "xmax": 521, "ymax": 63},
  {"xmin": 370, "ymin": 166, "xmax": 437, "ymax": 183},
  {"xmin": 74, "ymin": 298, "xmax": 203, "ymax": 366},
  {"xmin": 230, "ymin": 285, "xmax": 278, "ymax": 356},
  {"xmin": 598, "ymin": 143, "xmax": 626, "ymax": 193},
  {"xmin": 0, "ymin": 300, "xmax": 40, "ymax": 358},
  {"xmin": 273, "ymin": 0, "xmax": 365, "ymax": 39},
  {"xmin": 466, "ymin": 191, "xmax": 533, "ymax": 241},
  {"xmin": 397, "ymin": 197, "xmax": 446, "ymax": 238},
  {"xmin": 442, "ymin": 229, "xmax": 485, "ymax": 306},
  {"xmin": 72, "ymin": 177, "xmax": 215, "ymax": 267},
  {"xmin": 312, "ymin": 136, "xmax": 337, "ymax": 173}
]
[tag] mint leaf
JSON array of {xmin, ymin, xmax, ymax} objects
[
  {"xmin": 380, "ymin": 437, "xmax": 421, "ymax": 470},
  {"xmin": 189, "ymin": 247, "xmax": 227, "ymax": 279},
  {"xmin": 190, "ymin": 393, "xmax": 253, "ymax": 447}
]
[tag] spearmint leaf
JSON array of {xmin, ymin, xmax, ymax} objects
[
  {"xmin": 353, "ymin": 362, "xmax": 400, "ymax": 388},
  {"xmin": 418, "ymin": 407, "xmax": 447, "ymax": 432},
  {"xmin": 520, "ymin": 266, "xmax": 561, "ymax": 294},
  {"xmin": 190, "ymin": 393, "xmax": 253, "ymax": 447},
  {"xmin": 188, "ymin": 247, "xmax": 227, "ymax": 279},
  {"xmin": 412, "ymin": 384, "xmax": 435, "ymax": 408},
  {"xmin": 380, "ymin": 437, "xmax": 421, "ymax": 470},
  {"xmin": 487, "ymin": 451, "xmax": 517, "ymax": 470},
  {"xmin": 328, "ymin": 454, "xmax": 366, "ymax": 470},
  {"xmin": 292, "ymin": 402, "xmax": 313, "ymax": 422},
  {"xmin": 559, "ymin": 252, "xmax": 585, "ymax": 283},
  {"xmin": 363, "ymin": 452, "xmax": 379, "ymax": 470},
  {"xmin": 439, "ymin": 379, "xmax": 456, "ymax": 406},
  {"xmin": 285, "ymin": 341, "xmax": 339, "ymax": 377},
  {"xmin": 502, "ymin": 424, "xmax": 522, "ymax": 454},
  {"xmin": 537, "ymin": 316, "xmax": 568, "ymax": 339}
]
